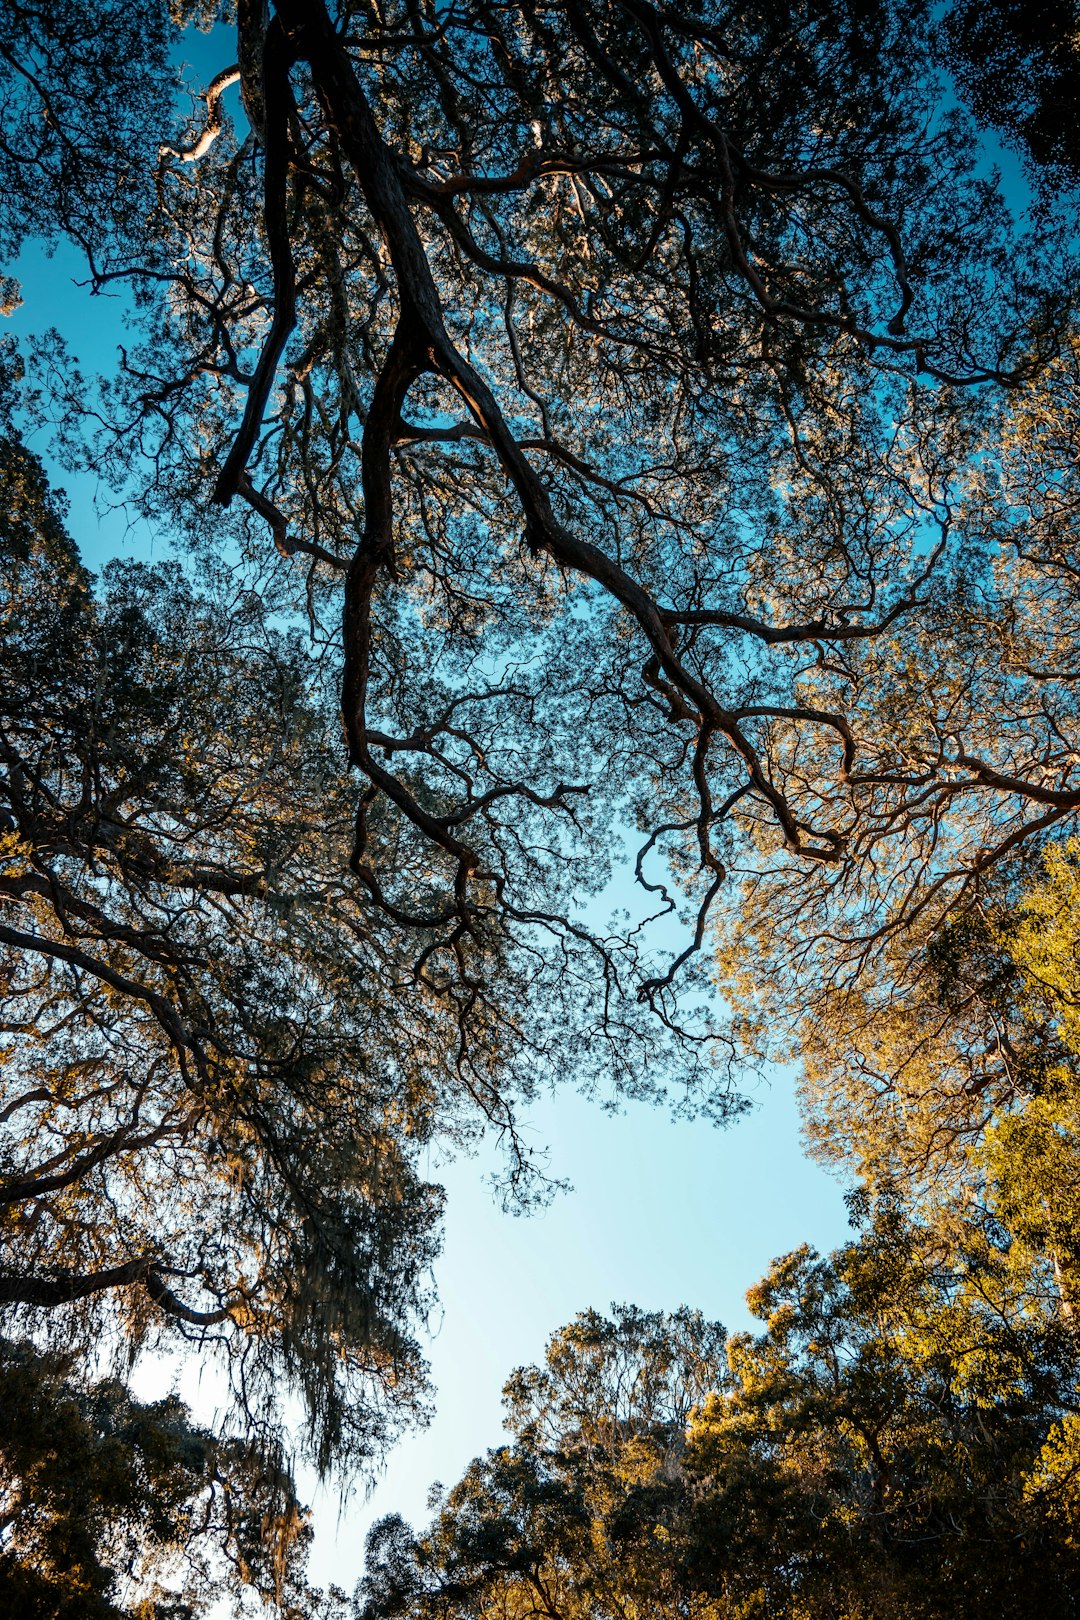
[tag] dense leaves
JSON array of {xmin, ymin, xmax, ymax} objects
[
  {"xmin": 0, "ymin": 424, "xmax": 454, "ymax": 1478},
  {"xmin": 796, "ymin": 833, "xmax": 1080, "ymax": 1332},
  {"xmin": 3, "ymin": 0, "xmax": 1080, "ymax": 1611},
  {"xmin": 359, "ymin": 1304, "xmax": 729, "ymax": 1620},
  {"xmin": 361, "ymin": 1220, "xmax": 1080, "ymax": 1618},
  {"xmin": 0, "ymin": 1339, "xmax": 327, "ymax": 1618},
  {"xmin": 942, "ymin": 1, "xmax": 1080, "ymax": 190}
]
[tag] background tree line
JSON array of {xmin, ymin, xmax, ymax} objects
[{"xmin": 1, "ymin": 0, "xmax": 1079, "ymax": 1612}]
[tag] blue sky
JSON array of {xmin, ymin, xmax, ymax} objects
[
  {"xmin": 304, "ymin": 1080, "xmax": 849, "ymax": 1589},
  {"xmin": 6, "ymin": 165, "xmax": 850, "ymax": 1608},
  {"xmin": 5, "ymin": 13, "xmax": 1062, "ymax": 1607}
]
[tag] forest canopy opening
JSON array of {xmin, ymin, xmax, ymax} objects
[{"xmin": 1, "ymin": 1, "xmax": 1079, "ymax": 1614}]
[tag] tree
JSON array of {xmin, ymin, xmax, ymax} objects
[
  {"xmin": 359, "ymin": 1303, "xmax": 728, "ymax": 1620},
  {"xmin": 0, "ymin": 1, "xmax": 176, "ymax": 313},
  {"xmin": 4, "ymin": 0, "xmax": 1080, "ymax": 1559},
  {"xmin": 0, "ymin": 407, "xmax": 577, "ymax": 1480},
  {"xmin": 790, "ymin": 830, "xmax": 1080, "ymax": 1323},
  {"xmin": 686, "ymin": 1219, "xmax": 1080, "ymax": 1617},
  {"xmin": 942, "ymin": 1, "xmax": 1080, "ymax": 193},
  {"xmin": 4, "ymin": 0, "xmax": 1074, "ymax": 1059},
  {"xmin": 360, "ymin": 1222, "xmax": 1080, "ymax": 1619},
  {"xmin": 988, "ymin": 839, "xmax": 1080, "ymax": 1311},
  {"xmin": 0, "ymin": 1337, "xmax": 333, "ymax": 1618},
  {"xmin": 0, "ymin": 384, "xmax": 725, "ymax": 1467},
  {"xmin": 711, "ymin": 308, "xmax": 1080, "ymax": 1035}
]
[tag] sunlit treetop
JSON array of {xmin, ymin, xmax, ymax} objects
[{"xmin": 357, "ymin": 1226, "xmax": 1080, "ymax": 1620}]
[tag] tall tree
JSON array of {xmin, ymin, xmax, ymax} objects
[
  {"xmin": 360, "ymin": 1303, "xmax": 729, "ymax": 1620},
  {"xmin": 796, "ymin": 830, "xmax": 1080, "ymax": 1327},
  {"xmin": 0, "ymin": 1338, "xmax": 336, "ymax": 1618},
  {"xmin": 360, "ymin": 1224, "xmax": 1080, "ymax": 1619},
  {"xmin": 0, "ymin": 389, "xmax": 721, "ymax": 1470}
]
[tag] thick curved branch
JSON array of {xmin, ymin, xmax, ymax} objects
[
  {"xmin": 0, "ymin": 1258, "xmax": 235, "ymax": 1326},
  {"xmin": 160, "ymin": 65, "xmax": 241, "ymax": 165},
  {"xmin": 0, "ymin": 1257, "xmax": 152, "ymax": 1308},
  {"xmin": 220, "ymin": 0, "xmax": 852, "ymax": 870},
  {"xmin": 214, "ymin": 20, "xmax": 298, "ymax": 504}
]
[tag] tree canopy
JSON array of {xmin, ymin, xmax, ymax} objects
[
  {"xmin": 942, "ymin": 1, "xmax": 1080, "ymax": 191},
  {"xmin": 3, "ymin": 0, "xmax": 1080, "ymax": 1611},
  {"xmin": 6, "ymin": 0, "xmax": 1075, "ymax": 1045},
  {"xmin": 0, "ymin": 419, "xmax": 452, "ymax": 1475},
  {"xmin": 359, "ymin": 1216, "xmax": 1080, "ymax": 1618},
  {"xmin": 0, "ymin": 1337, "xmax": 331, "ymax": 1618}
]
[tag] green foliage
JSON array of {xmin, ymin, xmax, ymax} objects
[
  {"xmin": 788, "ymin": 833, "xmax": 1080, "ymax": 1338},
  {"xmin": 981, "ymin": 840, "xmax": 1080, "ymax": 1316},
  {"xmin": 687, "ymin": 1219, "xmax": 1080, "ymax": 1617},
  {"xmin": 360, "ymin": 1304, "xmax": 727, "ymax": 1620},
  {"xmin": 357, "ymin": 830, "xmax": 1080, "ymax": 1616},
  {"xmin": 362, "ymin": 1222, "xmax": 1080, "ymax": 1619},
  {"xmin": 0, "ymin": 1337, "xmax": 316, "ymax": 1618}
]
